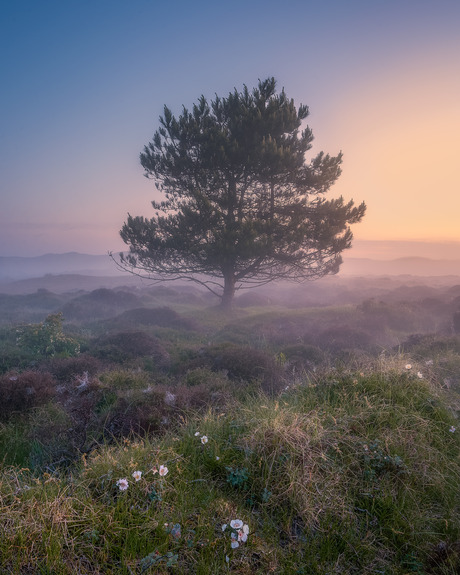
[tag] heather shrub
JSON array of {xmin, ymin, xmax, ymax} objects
[
  {"xmin": 60, "ymin": 288, "xmax": 140, "ymax": 320},
  {"xmin": 84, "ymin": 380, "xmax": 228, "ymax": 440},
  {"xmin": 199, "ymin": 343, "xmax": 284, "ymax": 393},
  {"xmin": 117, "ymin": 306, "xmax": 199, "ymax": 330},
  {"xmin": 184, "ymin": 367, "xmax": 229, "ymax": 388},
  {"xmin": 91, "ymin": 330, "xmax": 170, "ymax": 367},
  {"xmin": 281, "ymin": 343, "xmax": 326, "ymax": 368},
  {"xmin": 358, "ymin": 299, "xmax": 423, "ymax": 332},
  {"xmin": 399, "ymin": 333, "xmax": 460, "ymax": 355},
  {"xmin": 235, "ymin": 291, "xmax": 272, "ymax": 307},
  {"xmin": 307, "ymin": 324, "xmax": 374, "ymax": 353},
  {"xmin": 41, "ymin": 354, "xmax": 103, "ymax": 382},
  {"xmin": 0, "ymin": 370, "xmax": 56, "ymax": 422},
  {"xmin": 453, "ymin": 311, "xmax": 460, "ymax": 334}
]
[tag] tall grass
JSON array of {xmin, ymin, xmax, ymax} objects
[{"xmin": 1, "ymin": 356, "xmax": 459, "ymax": 574}]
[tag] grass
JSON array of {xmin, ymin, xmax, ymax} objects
[
  {"xmin": 0, "ymin": 356, "xmax": 459, "ymax": 574},
  {"xmin": 1, "ymin": 296, "xmax": 460, "ymax": 573}
]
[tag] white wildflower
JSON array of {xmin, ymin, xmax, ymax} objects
[{"xmin": 116, "ymin": 478, "xmax": 129, "ymax": 491}]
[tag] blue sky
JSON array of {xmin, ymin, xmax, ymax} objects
[{"xmin": 1, "ymin": 0, "xmax": 459, "ymax": 256}]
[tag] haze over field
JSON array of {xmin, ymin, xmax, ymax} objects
[
  {"xmin": 1, "ymin": 0, "xmax": 459, "ymax": 259},
  {"xmin": 0, "ymin": 240, "xmax": 460, "ymax": 288}
]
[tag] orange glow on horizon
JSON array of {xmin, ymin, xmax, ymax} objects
[{"xmin": 312, "ymin": 49, "xmax": 460, "ymax": 243}]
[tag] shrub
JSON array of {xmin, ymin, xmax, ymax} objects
[
  {"xmin": 197, "ymin": 343, "xmax": 285, "ymax": 393},
  {"xmin": 15, "ymin": 313, "xmax": 80, "ymax": 358},
  {"xmin": 117, "ymin": 306, "xmax": 198, "ymax": 330},
  {"xmin": 235, "ymin": 291, "xmax": 272, "ymax": 308},
  {"xmin": 60, "ymin": 288, "xmax": 140, "ymax": 320},
  {"xmin": 308, "ymin": 324, "xmax": 373, "ymax": 352},
  {"xmin": 0, "ymin": 370, "xmax": 56, "ymax": 422},
  {"xmin": 453, "ymin": 311, "xmax": 460, "ymax": 334},
  {"xmin": 281, "ymin": 344, "xmax": 326, "ymax": 368},
  {"xmin": 41, "ymin": 354, "xmax": 103, "ymax": 382},
  {"xmin": 92, "ymin": 331, "xmax": 170, "ymax": 367}
]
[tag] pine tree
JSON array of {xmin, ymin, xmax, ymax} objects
[{"xmin": 118, "ymin": 78, "xmax": 366, "ymax": 309}]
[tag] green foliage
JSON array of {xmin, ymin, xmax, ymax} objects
[
  {"xmin": 361, "ymin": 439, "xmax": 407, "ymax": 480},
  {"xmin": 15, "ymin": 313, "xmax": 80, "ymax": 358},
  {"xmin": 0, "ymin": 361, "xmax": 459, "ymax": 573},
  {"xmin": 2, "ymin": 297, "xmax": 460, "ymax": 573},
  {"xmin": 139, "ymin": 550, "xmax": 178, "ymax": 571},
  {"xmin": 225, "ymin": 466, "xmax": 249, "ymax": 489},
  {"xmin": 119, "ymin": 78, "xmax": 365, "ymax": 308},
  {"xmin": 92, "ymin": 330, "xmax": 170, "ymax": 367}
]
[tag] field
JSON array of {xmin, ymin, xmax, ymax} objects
[{"xmin": 0, "ymin": 277, "xmax": 460, "ymax": 574}]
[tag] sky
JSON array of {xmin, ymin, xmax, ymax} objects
[{"xmin": 1, "ymin": 0, "xmax": 460, "ymax": 257}]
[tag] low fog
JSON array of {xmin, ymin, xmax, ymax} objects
[{"xmin": 1, "ymin": 248, "xmax": 460, "ymax": 355}]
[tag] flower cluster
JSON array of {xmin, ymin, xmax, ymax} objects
[
  {"xmin": 404, "ymin": 364, "xmax": 424, "ymax": 379},
  {"xmin": 222, "ymin": 519, "xmax": 250, "ymax": 549},
  {"xmin": 116, "ymin": 464, "xmax": 168, "ymax": 491},
  {"xmin": 195, "ymin": 431, "xmax": 208, "ymax": 444}
]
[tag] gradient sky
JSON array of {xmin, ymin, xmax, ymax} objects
[{"xmin": 1, "ymin": 0, "xmax": 459, "ymax": 257}]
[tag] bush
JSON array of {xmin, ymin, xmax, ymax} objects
[
  {"xmin": 281, "ymin": 344, "xmax": 326, "ymax": 368},
  {"xmin": 307, "ymin": 324, "xmax": 373, "ymax": 352},
  {"xmin": 235, "ymin": 291, "xmax": 272, "ymax": 308},
  {"xmin": 185, "ymin": 343, "xmax": 284, "ymax": 393},
  {"xmin": 92, "ymin": 331, "xmax": 170, "ymax": 367},
  {"xmin": 117, "ymin": 306, "xmax": 198, "ymax": 330},
  {"xmin": 0, "ymin": 370, "xmax": 56, "ymax": 422},
  {"xmin": 15, "ymin": 313, "xmax": 80, "ymax": 358},
  {"xmin": 60, "ymin": 288, "xmax": 140, "ymax": 320},
  {"xmin": 41, "ymin": 354, "xmax": 103, "ymax": 382},
  {"xmin": 453, "ymin": 311, "xmax": 460, "ymax": 334}
]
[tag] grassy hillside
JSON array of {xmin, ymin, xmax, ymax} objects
[{"xmin": 1, "ymin": 290, "xmax": 460, "ymax": 573}]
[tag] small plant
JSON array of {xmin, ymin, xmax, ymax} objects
[
  {"xmin": 361, "ymin": 439, "xmax": 407, "ymax": 480},
  {"xmin": 226, "ymin": 466, "xmax": 249, "ymax": 489},
  {"xmin": 139, "ymin": 550, "xmax": 178, "ymax": 572}
]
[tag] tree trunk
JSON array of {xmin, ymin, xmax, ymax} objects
[{"xmin": 221, "ymin": 271, "xmax": 236, "ymax": 311}]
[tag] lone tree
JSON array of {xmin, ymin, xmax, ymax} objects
[{"xmin": 118, "ymin": 78, "xmax": 366, "ymax": 309}]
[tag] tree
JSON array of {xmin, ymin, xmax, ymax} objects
[{"xmin": 117, "ymin": 78, "xmax": 366, "ymax": 309}]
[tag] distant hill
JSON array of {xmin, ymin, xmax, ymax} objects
[
  {"xmin": 0, "ymin": 252, "xmax": 121, "ymax": 281},
  {"xmin": 349, "ymin": 240, "xmax": 460, "ymax": 260},
  {"xmin": 341, "ymin": 256, "xmax": 460, "ymax": 276},
  {"xmin": 0, "ymin": 273, "xmax": 146, "ymax": 295},
  {"xmin": 1, "ymin": 249, "xmax": 460, "ymax": 295}
]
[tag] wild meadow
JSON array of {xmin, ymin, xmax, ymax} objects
[{"xmin": 0, "ymin": 279, "xmax": 459, "ymax": 573}]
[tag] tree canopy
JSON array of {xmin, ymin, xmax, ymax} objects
[{"xmin": 118, "ymin": 78, "xmax": 366, "ymax": 309}]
